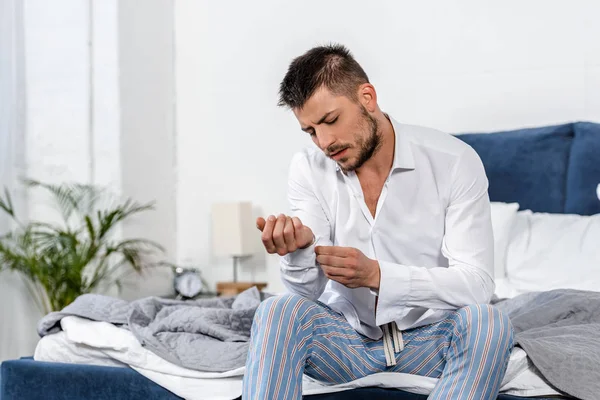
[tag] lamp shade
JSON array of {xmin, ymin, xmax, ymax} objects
[{"xmin": 211, "ymin": 201, "xmax": 255, "ymax": 258}]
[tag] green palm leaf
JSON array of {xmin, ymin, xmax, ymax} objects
[
  {"xmin": 0, "ymin": 180, "xmax": 166, "ymax": 313},
  {"xmin": 0, "ymin": 187, "xmax": 15, "ymax": 218}
]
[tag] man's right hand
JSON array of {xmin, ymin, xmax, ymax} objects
[{"xmin": 256, "ymin": 214, "xmax": 314, "ymax": 256}]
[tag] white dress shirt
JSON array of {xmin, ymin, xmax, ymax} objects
[{"xmin": 280, "ymin": 116, "xmax": 495, "ymax": 340}]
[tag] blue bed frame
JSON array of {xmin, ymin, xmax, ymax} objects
[
  {"xmin": 2, "ymin": 121, "xmax": 598, "ymax": 400},
  {"xmin": 0, "ymin": 358, "xmax": 544, "ymax": 400}
]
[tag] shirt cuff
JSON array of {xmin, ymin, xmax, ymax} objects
[
  {"xmin": 280, "ymin": 240, "xmax": 317, "ymax": 270},
  {"xmin": 375, "ymin": 261, "xmax": 411, "ymax": 326}
]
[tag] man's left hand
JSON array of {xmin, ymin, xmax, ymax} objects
[{"xmin": 315, "ymin": 246, "xmax": 380, "ymax": 290}]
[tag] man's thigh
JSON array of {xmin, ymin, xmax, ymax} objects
[
  {"xmin": 385, "ymin": 320, "xmax": 452, "ymax": 379},
  {"xmin": 300, "ymin": 302, "xmax": 389, "ymax": 384},
  {"xmin": 250, "ymin": 294, "xmax": 387, "ymax": 384},
  {"xmin": 387, "ymin": 304, "xmax": 512, "ymax": 380}
]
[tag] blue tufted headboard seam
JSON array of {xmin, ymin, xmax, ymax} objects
[{"xmin": 559, "ymin": 124, "xmax": 575, "ymax": 213}]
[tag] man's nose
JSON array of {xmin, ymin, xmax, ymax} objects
[{"xmin": 316, "ymin": 128, "xmax": 336, "ymax": 151}]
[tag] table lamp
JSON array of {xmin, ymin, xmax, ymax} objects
[{"xmin": 211, "ymin": 201, "xmax": 267, "ymax": 296}]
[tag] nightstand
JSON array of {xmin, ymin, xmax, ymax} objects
[
  {"xmin": 162, "ymin": 291, "xmax": 218, "ymax": 300},
  {"xmin": 216, "ymin": 282, "xmax": 268, "ymax": 296}
]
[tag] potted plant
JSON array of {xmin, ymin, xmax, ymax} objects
[{"xmin": 0, "ymin": 179, "xmax": 164, "ymax": 314}]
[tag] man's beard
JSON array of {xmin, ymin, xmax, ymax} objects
[{"xmin": 339, "ymin": 107, "xmax": 382, "ymax": 172}]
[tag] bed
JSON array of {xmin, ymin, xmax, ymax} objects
[{"xmin": 1, "ymin": 121, "xmax": 599, "ymax": 400}]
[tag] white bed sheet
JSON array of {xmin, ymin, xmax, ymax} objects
[{"xmin": 34, "ymin": 316, "xmax": 561, "ymax": 400}]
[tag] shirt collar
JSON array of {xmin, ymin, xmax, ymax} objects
[{"xmin": 389, "ymin": 114, "xmax": 416, "ymax": 171}]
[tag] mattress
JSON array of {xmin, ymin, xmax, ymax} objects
[{"xmin": 31, "ymin": 316, "xmax": 563, "ymax": 400}]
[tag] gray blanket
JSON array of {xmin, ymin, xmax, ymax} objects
[
  {"xmin": 38, "ymin": 287, "xmax": 263, "ymax": 372},
  {"xmin": 494, "ymin": 289, "xmax": 600, "ymax": 400}
]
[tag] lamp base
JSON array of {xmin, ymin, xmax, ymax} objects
[
  {"xmin": 216, "ymin": 282, "xmax": 267, "ymax": 296},
  {"xmin": 231, "ymin": 255, "xmax": 251, "ymax": 283}
]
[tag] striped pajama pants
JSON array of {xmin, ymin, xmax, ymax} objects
[{"xmin": 242, "ymin": 293, "xmax": 514, "ymax": 400}]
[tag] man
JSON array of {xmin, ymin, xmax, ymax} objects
[{"xmin": 243, "ymin": 44, "xmax": 514, "ymax": 400}]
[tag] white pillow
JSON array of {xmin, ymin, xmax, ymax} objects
[
  {"xmin": 490, "ymin": 202, "xmax": 520, "ymax": 281},
  {"xmin": 505, "ymin": 210, "xmax": 600, "ymax": 295}
]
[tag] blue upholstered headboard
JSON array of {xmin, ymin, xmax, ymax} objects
[{"xmin": 455, "ymin": 122, "xmax": 600, "ymax": 216}]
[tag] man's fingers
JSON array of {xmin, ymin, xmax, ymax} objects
[
  {"xmin": 292, "ymin": 217, "xmax": 303, "ymax": 230},
  {"xmin": 321, "ymin": 265, "xmax": 359, "ymax": 288},
  {"xmin": 321, "ymin": 264, "xmax": 351, "ymax": 278},
  {"xmin": 260, "ymin": 214, "xmax": 312, "ymax": 256},
  {"xmin": 315, "ymin": 245, "xmax": 352, "ymax": 257},
  {"xmin": 272, "ymin": 214, "xmax": 287, "ymax": 255},
  {"xmin": 316, "ymin": 255, "xmax": 346, "ymax": 267},
  {"xmin": 261, "ymin": 215, "xmax": 276, "ymax": 253},
  {"xmin": 256, "ymin": 217, "xmax": 266, "ymax": 232},
  {"xmin": 293, "ymin": 217, "xmax": 315, "ymax": 249},
  {"xmin": 283, "ymin": 216, "xmax": 296, "ymax": 252}
]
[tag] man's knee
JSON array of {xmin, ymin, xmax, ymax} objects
[
  {"xmin": 254, "ymin": 293, "xmax": 316, "ymax": 325},
  {"xmin": 453, "ymin": 304, "xmax": 514, "ymax": 344}
]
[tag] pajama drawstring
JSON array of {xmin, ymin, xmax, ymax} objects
[{"xmin": 382, "ymin": 321, "xmax": 404, "ymax": 366}]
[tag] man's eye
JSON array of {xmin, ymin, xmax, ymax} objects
[{"xmin": 325, "ymin": 117, "xmax": 338, "ymax": 125}]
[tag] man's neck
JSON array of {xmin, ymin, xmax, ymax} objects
[{"xmin": 356, "ymin": 112, "xmax": 395, "ymax": 179}]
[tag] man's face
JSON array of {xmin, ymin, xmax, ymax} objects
[{"xmin": 293, "ymin": 86, "xmax": 381, "ymax": 172}]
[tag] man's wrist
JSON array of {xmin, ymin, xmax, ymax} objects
[{"xmin": 369, "ymin": 260, "xmax": 381, "ymax": 290}]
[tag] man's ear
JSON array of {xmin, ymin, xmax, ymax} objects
[{"xmin": 358, "ymin": 83, "xmax": 377, "ymax": 113}]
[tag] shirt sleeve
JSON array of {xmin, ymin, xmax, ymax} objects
[
  {"xmin": 375, "ymin": 145, "xmax": 495, "ymax": 327},
  {"xmin": 279, "ymin": 153, "xmax": 332, "ymax": 301}
]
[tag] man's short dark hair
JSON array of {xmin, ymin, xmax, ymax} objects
[{"xmin": 278, "ymin": 43, "xmax": 370, "ymax": 109}]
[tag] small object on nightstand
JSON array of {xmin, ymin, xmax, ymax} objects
[
  {"xmin": 217, "ymin": 282, "xmax": 268, "ymax": 296},
  {"xmin": 173, "ymin": 267, "xmax": 207, "ymax": 299}
]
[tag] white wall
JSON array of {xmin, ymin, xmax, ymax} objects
[
  {"xmin": 175, "ymin": 0, "xmax": 600, "ymax": 292},
  {"xmin": 0, "ymin": 0, "xmax": 26, "ymax": 222},
  {"xmin": 0, "ymin": 0, "xmax": 35, "ymax": 364},
  {"xmin": 118, "ymin": 0, "xmax": 177, "ymax": 300}
]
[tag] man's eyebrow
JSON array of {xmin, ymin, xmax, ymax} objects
[
  {"xmin": 315, "ymin": 110, "xmax": 335, "ymax": 125},
  {"xmin": 301, "ymin": 110, "xmax": 337, "ymax": 132}
]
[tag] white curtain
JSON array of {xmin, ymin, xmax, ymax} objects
[{"xmin": 0, "ymin": 0, "xmax": 42, "ymax": 362}]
